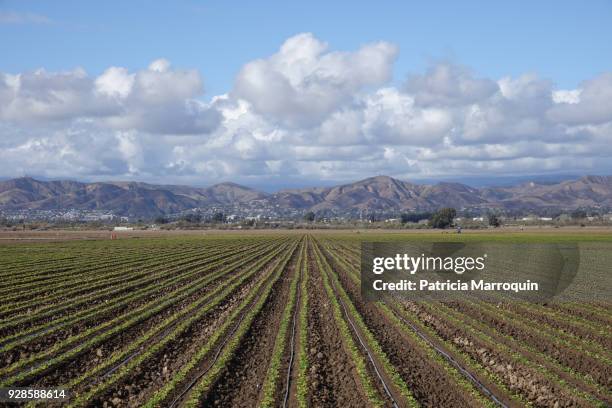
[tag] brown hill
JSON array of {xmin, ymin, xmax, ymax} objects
[{"xmin": 1, "ymin": 175, "xmax": 610, "ymax": 217}]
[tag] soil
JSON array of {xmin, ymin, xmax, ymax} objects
[
  {"xmin": 304, "ymin": 242, "xmax": 370, "ymax": 408},
  {"xmin": 90, "ymin": 254, "xmax": 280, "ymax": 408},
  {"xmin": 448, "ymin": 300, "xmax": 612, "ymax": 389},
  {"xmin": 406, "ymin": 300, "xmax": 595, "ymax": 407},
  {"xmin": 195, "ymin": 243, "xmax": 300, "ymax": 408},
  {"xmin": 8, "ymin": 244, "xmax": 282, "ymax": 388},
  {"xmin": 318, "ymin": 243, "xmax": 483, "ymax": 408}
]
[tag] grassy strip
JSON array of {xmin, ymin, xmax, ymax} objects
[
  {"xmin": 144, "ymin": 240, "xmax": 299, "ymax": 408},
  {"xmin": 0, "ymin": 241, "xmax": 284, "ymax": 384},
  {"xmin": 61, "ymin": 240, "xmax": 297, "ymax": 408},
  {"xmin": 259, "ymin": 243, "xmax": 304, "ymax": 407},
  {"xmin": 310, "ymin": 242, "xmax": 384, "ymax": 407},
  {"xmin": 315, "ymin": 241, "xmax": 420, "ymax": 408}
]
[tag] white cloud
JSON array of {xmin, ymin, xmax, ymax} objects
[
  {"xmin": 233, "ymin": 33, "xmax": 398, "ymax": 127},
  {"xmin": 547, "ymin": 73, "xmax": 612, "ymax": 125},
  {"xmin": 0, "ymin": 33, "xmax": 611, "ymax": 185},
  {"xmin": 363, "ymin": 88, "xmax": 453, "ymax": 145},
  {"xmin": 405, "ymin": 63, "xmax": 498, "ymax": 106},
  {"xmin": 95, "ymin": 67, "xmax": 134, "ymax": 98},
  {"xmin": 0, "ymin": 61, "xmax": 219, "ymax": 135},
  {"xmin": 552, "ymin": 89, "xmax": 581, "ymax": 104},
  {"xmin": 148, "ymin": 58, "xmax": 171, "ymax": 73}
]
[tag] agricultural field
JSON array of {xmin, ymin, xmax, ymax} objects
[{"xmin": 0, "ymin": 231, "xmax": 610, "ymax": 407}]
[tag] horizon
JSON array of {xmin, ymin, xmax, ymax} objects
[
  {"xmin": 2, "ymin": 173, "xmax": 606, "ymax": 194},
  {"xmin": 1, "ymin": 1, "xmax": 611, "ymax": 189}
]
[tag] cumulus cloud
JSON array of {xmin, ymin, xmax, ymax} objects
[
  {"xmin": 363, "ymin": 88, "xmax": 453, "ymax": 145},
  {"xmin": 95, "ymin": 67, "xmax": 134, "ymax": 98},
  {"xmin": 460, "ymin": 74, "xmax": 559, "ymax": 143},
  {"xmin": 0, "ymin": 68, "xmax": 116, "ymax": 122},
  {"xmin": 0, "ymin": 61, "xmax": 219, "ymax": 134},
  {"xmin": 405, "ymin": 63, "xmax": 498, "ymax": 106},
  {"xmin": 0, "ymin": 32, "xmax": 611, "ymax": 185},
  {"xmin": 233, "ymin": 33, "xmax": 398, "ymax": 127},
  {"xmin": 547, "ymin": 73, "xmax": 612, "ymax": 125}
]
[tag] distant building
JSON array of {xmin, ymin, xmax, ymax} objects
[{"xmin": 113, "ymin": 226, "xmax": 134, "ymax": 231}]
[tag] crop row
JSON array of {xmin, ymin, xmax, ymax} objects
[
  {"xmin": 0, "ymin": 240, "xmax": 252, "ymax": 319},
  {"xmin": 145, "ymin": 238, "xmax": 301, "ymax": 407},
  {"xmin": 0, "ymin": 238, "xmax": 290, "ymax": 384},
  {"xmin": 0, "ymin": 238, "xmax": 276, "ymax": 339},
  {"xmin": 316, "ymin": 238, "xmax": 496, "ymax": 407},
  {"xmin": 318, "ymin": 235, "xmax": 611, "ymax": 407},
  {"xmin": 61, "ymin": 239, "xmax": 299, "ymax": 407},
  {"xmin": 0, "ymin": 237, "xmax": 268, "ymax": 309},
  {"xmin": 0, "ymin": 239, "xmax": 279, "ymax": 366}
]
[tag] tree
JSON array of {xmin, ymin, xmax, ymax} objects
[
  {"xmin": 181, "ymin": 213, "xmax": 202, "ymax": 223},
  {"xmin": 429, "ymin": 208, "xmax": 457, "ymax": 229},
  {"xmin": 571, "ymin": 209, "xmax": 587, "ymax": 219},
  {"xmin": 303, "ymin": 211, "xmax": 315, "ymax": 222},
  {"xmin": 212, "ymin": 212, "xmax": 225, "ymax": 223},
  {"xmin": 401, "ymin": 212, "xmax": 432, "ymax": 224},
  {"xmin": 488, "ymin": 213, "xmax": 501, "ymax": 227},
  {"xmin": 154, "ymin": 216, "xmax": 169, "ymax": 224}
]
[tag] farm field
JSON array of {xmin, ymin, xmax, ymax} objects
[{"xmin": 0, "ymin": 231, "xmax": 610, "ymax": 407}]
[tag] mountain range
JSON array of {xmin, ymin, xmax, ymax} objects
[{"xmin": 1, "ymin": 175, "xmax": 611, "ymax": 218}]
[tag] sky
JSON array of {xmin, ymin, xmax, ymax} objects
[{"xmin": 1, "ymin": 1, "xmax": 611, "ymax": 190}]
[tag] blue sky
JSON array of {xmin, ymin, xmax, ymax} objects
[
  {"xmin": 2, "ymin": 1, "xmax": 611, "ymax": 94},
  {"xmin": 1, "ymin": 1, "xmax": 611, "ymax": 189}
]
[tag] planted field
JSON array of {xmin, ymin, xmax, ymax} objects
[{"xmin": 0, "ymin": 231, "xmax": 610, "ymax": 407}]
